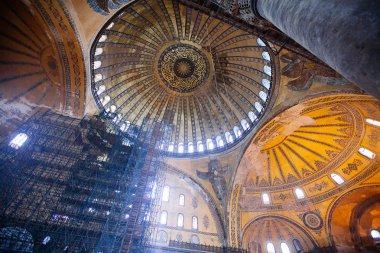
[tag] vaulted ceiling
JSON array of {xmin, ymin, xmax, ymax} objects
[{"xmin": 90, "ymin": 0, "xmax": 277, "ymax": 156}]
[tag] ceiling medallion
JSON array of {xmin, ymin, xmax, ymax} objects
[{"xmin": 158, "ymin": 44, "xmax": 209, "ymax": 93}]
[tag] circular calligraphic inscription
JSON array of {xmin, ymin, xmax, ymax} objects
[{"xmin": 159, "ymin": 44, "xmax": 209, "ymax": 92}]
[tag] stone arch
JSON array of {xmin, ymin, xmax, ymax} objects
[
  {"xmin": 327, "ymin": 185, "xmax": 380, "ymax": 252},
  {"xmin": 242, "ymin": 215, "xmax": 318, "ymax": 253}
]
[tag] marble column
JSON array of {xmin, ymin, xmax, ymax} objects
[{"xmin": 254, "ymin": 0, "xmax": 380, "ymax": 99}]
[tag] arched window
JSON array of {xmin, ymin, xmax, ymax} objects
[
  {"xmin": 280, "ymin": 243, "xmax": 290, "ymax": 253},
  {"xmin": 101, "ymin": 95, "xmax": 110, "ymax": 106},
  {"xmin": 331, "ymin": 173, "xmax": 345, "ymax": 185},
  {"xmin": 157, "ymin": 230, "xmax": 168, "ymax": 243},
  {"xmin": 179, "ymin": 194, "xmax": 185, "ymax": 206},
  {"xmin": 233, "ymin": 126, "xmax": 242, "ymax": 138},
  {"xmin": 264, "ymin": 65, "xmax": 272, "ymax": 76},
  {"xmin": 151, "ymin": 182, "xmax": 157, "ymax": 199},
  {"xmin": 266, "ymin": 242, "xmax": 275, "ymax": 253},
  {"xmin": 371, "ymin": 230, "xmax": 380, "ymax": 239},
  {"xmin": 168, "ymin": 143, "xmax": 174, "ymax": 152},
  {"xmin": 177, "ymin": 214, "xmax": 184, "ymax": 227},
  {"xmin": 241, "ymin": 119, "xmax": 249, "ymax": 131},
  {"xmin": 192, "ymin": 216, "xmax": 198, "ymax": 230},
  {"xmin": 294, "ymin": 188, "xmax": 306, "ymax": 199},
  {"xmin": 259, "ymin": 91, "xmax": 268, "ymax": 102},
  {"xmin": 119, "ymin": 121, "xmax": 130, "ymax": 132},
  {"xmin": 94, "ymin": 73, "xmax": 103, "ymax": 82},
  {"xmin": 359, "ymin": 147, "xmax": 376, "ymax": 159},
  {"xmin": 109, "ymin": 105, "xmax": 116, "ymax": 113},
  {"xmin": 262, "ymin": 51, "xmax": 271, "ymax": 61},
  {"xmin": 113, "ymin": 114, "xmax": 122, "ymax": 124},
  {"xmin": 188, "ymin": 142, "xmax": 194, "ymax": 153},
  {"xmin": 197, "ymin": 141, "xmax": 204, "ymax": 152},
  {"xmin": 162, "ymin": 186, "xmax": 170, "ymax": 202},
  {"xmin": 255, "ymin": 102, "xmax": 263, "ymax": 113},
  {"xmin": 106, "ymin": 22, "xmax": 114, "ymax": 29},
  {"xmin": 160, "ymin": 211, "xmax": 167, "ymax": 225},
  {"xmin": 248, "ymin": 112, "xmax": 257, "ymax": 122},
  {"xmin": 9, "ymin": 133, "xmax": 28, "ymax": 150},
  {"xmin": 191, "ymin": 234, "xmax": 200, "ymax": 244},
  {"xmin": 262, "ymin": 193, "xmax": 270, "ymax": 205},
  {"xmin": 95, "ymin": 48, "xmax": 103, "ymax": 56},
  {"xmin": 96, "ymin": 85, "xmax": 106, "ymax": 95},
  {"xmin": 257, "ymin": 38, "xmax": 266, "ymax": 47},
  {"xmin": 206, "ymin": 139, "xmax": 214, "ymax": 150},
  {"xmin": 94, "ymin": 61, "xmax": 102, "ymax": 69},
  {"xmin": 178, "ymin": 143, "xmax": 184, "ymax": 153},
  {"xmin": 366, "ymin": 118, "xmax": 380, "ymax": 127},
  {"xmin": 262, "ymin": 79, "xmax": 271, "ymax": 89},
  {"xmin": 216, "ymin": 136, "xmax": 224, "ymax": 147},
  {"xmin": 225, "ymin": 132, "xmax": 233, "ymax": 144},
  {"xmin": 99, "ymin": 35, "xmax": 107, "ymax": 42},
  {"xmin": 293, "ymin": 239, "xmax": 303, "ymax": 252}
]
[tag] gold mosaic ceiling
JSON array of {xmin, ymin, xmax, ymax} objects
[
  {"xmin": 234, "ymin": 94, "xmax": 380, "ymax": 207},
  {"xmin": 91, "ymin": 0, "xmax": 276, "ymax": 155}
]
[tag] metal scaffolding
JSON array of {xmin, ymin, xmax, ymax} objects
[{"xmin": 0, "ymin": 110, "xmax": 167, "ymax": 253}]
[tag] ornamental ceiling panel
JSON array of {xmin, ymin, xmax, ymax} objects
[
  {"xmin": 0, "ymin": 0, "xmax": 86, "ymax": 139},
  {"xmin": 90, "ymin": 0, "xmax": 277, "ymax": 156},
  {"xmin": 234, "ymin": 94, "xmax": 380, "ymax": 208}
]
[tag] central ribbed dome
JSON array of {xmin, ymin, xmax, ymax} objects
[{"xmin": 91, "ymin": 0, "xmax": 277, "ymax": 156}]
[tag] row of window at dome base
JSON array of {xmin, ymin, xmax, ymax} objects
[
  {"xmin": 266, "ymin": 240, "xmax": 302, "ymax": 253},
  {"xmin": 159, "ymin": 211, "xmax": 198, "ymax": 230},
  {"xmin": 93, "ymin": 80, "xmax": 270, "ymax": 154},
  {"xmin": 261, "ymin": 158, "xmax": 375, "ymax": 206}
]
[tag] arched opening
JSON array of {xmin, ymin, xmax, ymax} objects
[
  {"xmin": 216, "ymin": 136, "xmax": 224, "ymax": 147},
  {"xmin": 177, "ymin": 213, "xmax": 184, "ymax": 227},
  {"xmin": 248, "ymin": 112, "xmax": 257, "ymax": 122},
  {"xmin": 192, "ymin": 216, "xmax": 198, "ymax": 230},
  {"xmin": 262, "ymin": 79, "xmax": 271, "ymax": 89},
  {"xmin": 266, "ymin": 242, "xmax": 275, "ymax": 253},
  {"xmin": 95, "ymin": 48, "xmax": 103, "ymax": 56},
  {"xmin": 188, "ymin": 142, "xmax": 194, "ymax": 153},
  {"xmin": 262, "ymin": 193, "xmax": 270, "ymax": 205},
  {"xmin": 329, "ymin": 186, "xmax": 380, "ymax": 252},
  {"xmin": 99, "ymin": 35, "xmax": 107, "ymax": 42},
  {"xmin": 178, "ymin": 143, "xmax": 184, "ymax": 153},
  {"xmin": 257, "ymin": 38, "xmax": 266, "ymax": 47},
  {"xmin": 242, "ymin": 216, "xmax": 317, "ymax": 253},
  {"xmin": 197, "ymin": 141, "xmax": 204, "ymax": 152},
  {"xmin": 179, "ymin": 194, "xmax": 185, "ymax": 206},
  {"xmin": 206, "ymin": 139, "xmax": 214, "ymax": 150},
  {"xmin": 255, "ymin": 102, "xmax": 263, "ymax": 113},
  {"xmin": 162, "ymin": 186, "xmax": 170, "ymax": 202},
  {"xmin": 264, "ymin": 65, "xmax": 272, "ymax": 76},
  {"xmin": 241, "ymin": 119, "xmax": 250, "ymax": 131},
  {"xmin": 294, "ymin": 187, "xmax": 306, "ymax": 199},
  {"xmin": 94, "ymin": 73, "xmax": 103, "ymax": 82},
  {"xmin": 262, "ymin": 52, "xmax": 271, "ymax": 61},
  {"xmin": 233, "ymin": 126, "xmax": 242, "ymax": 138},
  {"xmin": 280, "ymin": 242, "xmax": 290, "ymax": 253},
  {"xmin": 225, "ymin": 132, "xmax": 233, "ymax": 144},
  {"xmin": 160, "ymin": 211, "xmax": 168, "ymax": 225},
  {"xmin": 93, "ymin": 61, "xmax": 102, "ymax": 69},
  {"xmin": 331, "ymin": 173, "xmax": 345, "ymax": 185}
]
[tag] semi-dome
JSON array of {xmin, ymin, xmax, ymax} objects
[{"xmin": 90, "ymin": 0, "xmax": 277, "ymax": 156}]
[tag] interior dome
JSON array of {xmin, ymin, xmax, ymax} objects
[{"xmin": 90, "ymin": 0, "xmax": 276, "ymax": 156}]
